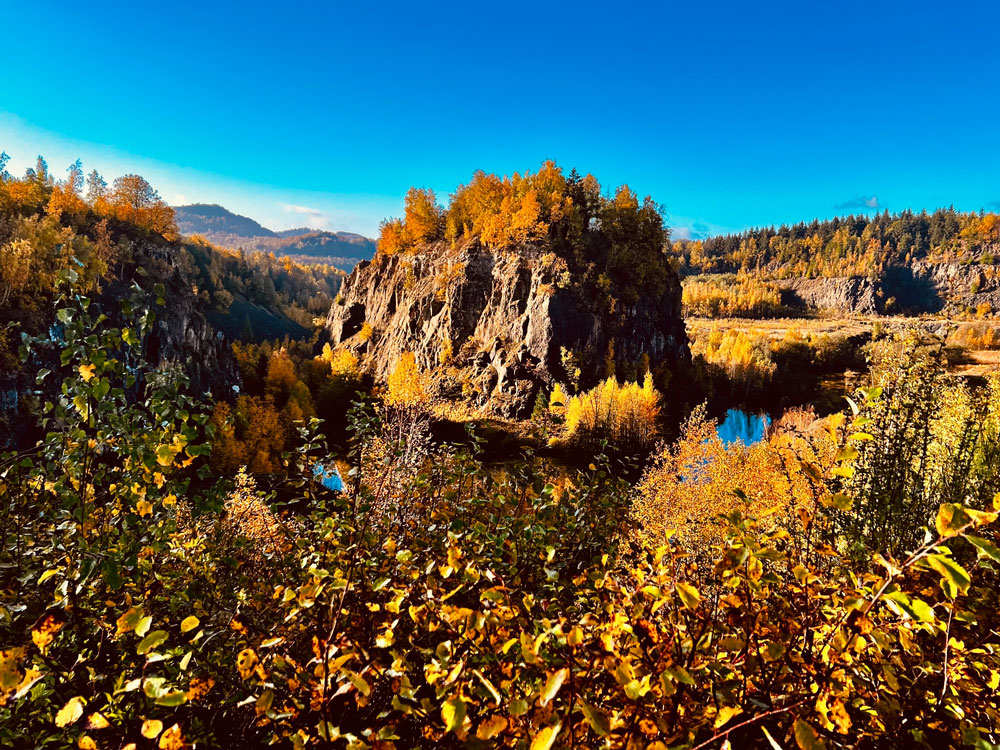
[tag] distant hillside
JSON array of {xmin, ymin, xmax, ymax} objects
[
  {"xmin": 174, "ymin": 203, "xmax": 276, "ymax": 238},
  {"xmin": 173, "ymin": 204, "xmax": 375, "ymax": 271}
]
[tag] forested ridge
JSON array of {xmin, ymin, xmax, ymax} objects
[
  {"xmin": 2, "ymin": 158, "xmax": 1000, "ymax": 750},
  {"xmin": 0, "ymin": 154, "xmax": 343, "ymax": 365},
  {"xmin": 672, "ymin": 208, "xmax": 1000, "ymax": 278}
]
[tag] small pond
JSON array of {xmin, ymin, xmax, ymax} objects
[{"xmin": 716, "ymin": 408, "xmax": 770, "ymax": 447}]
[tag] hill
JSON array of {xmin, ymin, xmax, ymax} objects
[
  {"xmin": 173, "ymin": 203, "xmax": 375, "ymax": 271},
  {"xmin": 673, "ymin": 208, "xmax": 1000, "ymax": 316},
  {"xmin": 174, "ymin": 203, "xmax": 276, "ymax": 238},
  {"xmin": 0, "ymin": 161, "xmax": 341, "ymax": 442},
  {"xmin": 325, "ymin": 162, "xmax": 691, "ymax": 419}
]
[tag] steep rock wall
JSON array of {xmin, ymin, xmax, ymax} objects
[{"xmin": 325, "ymin": 241, "xmax": 689, "ymax": 418}]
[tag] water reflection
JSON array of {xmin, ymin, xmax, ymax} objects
[{"xmin": 716, "ymin": 409, "xmax": 770, "ymax": 447}]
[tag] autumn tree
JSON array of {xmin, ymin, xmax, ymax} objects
[
  {"xmin": 376, "ymin": 218, "xmax": 407, "ymax": 256},
  {"xmin": 107, "ymin": 174, "xmax": 177, "ymax": 237},
  {"xmin": 403, "ymin": 187, "xmax": 443, "ymax": 245},
  {"xmin": 385, "ymin": 351, "xmax": 428, "ymax": 408}
]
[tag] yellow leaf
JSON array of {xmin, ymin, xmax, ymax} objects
[
  {"xmin": 180, "ymin": 616, "xmax": 199, "ymax": 633},
  {"xmin": 158, "ymin": 724, "xmax": 186, "ymax": 750},
  {"xmin": 116, "ymin": 607, "xmax": 144, "ymax": 636},
  {"xmin": 31, "ymin": 610, "xmax": 67, "ymax": 654},
  {"xmin": 0, "ymin": 648, "xmax": 24, "ymax": 693},
  {"xmin": 441, "ymin": 697, "xmax": 467, "ymax": 732},
  {"xmin": 476, "ymin": 715, "xmax": 508, "ymax": 740},
  {"xmin": 676, "ymin": 581, "xmax": 701, "ymax": 610},
  {"xmin": 531, "ymin": 722, "xmax": 562, "ymax": 750},
  {"xmin": 136, "ymin": 500, "xmax": 153, "ymax": 518},
  {"xmin": 715, "ymin": 705, "xmax": 743, "ymax": 728},
  {"xmin": 236, "ymin": 649, "xmax": 258, "ymax": 680},
  {"xmin": 86, "ymin": 712, "xmax": 111, "ymax": 730},
  {"xmin": 539, "ymin": 668, "xmax": 568, "ymax": 707},
  {"xmin": 77, "ymin": 736, "xmax": 97, "ymax": 750},
  {"xmin": 55, "ymin": 696, "xmax": 86, "ymax": 728},
  {"xmin": 185, "ymin": 676, "xmax": 214, "ymax": 701},
  {"xmin": 79, "ymin": 363, "xmax": 96, "ymax": 382},
  {"xmin": 141, "ymin": 719, "xmax": 163, "ymax": 739}
]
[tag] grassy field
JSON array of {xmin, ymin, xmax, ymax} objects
[{"xmin": 686, "ymin": 314, "xmax": 1000, "ymax": 376}]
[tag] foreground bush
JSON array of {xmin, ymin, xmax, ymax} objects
[{"xmin": 2, "ymin": 286, "xmax": 1000, "ymax": 749}]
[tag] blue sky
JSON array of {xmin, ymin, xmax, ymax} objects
[{"xmin": 1, "ymin": 1, "xmax": 998, "ymax": 238}]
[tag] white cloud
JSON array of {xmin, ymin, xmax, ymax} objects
[
  {"xmin": 835, "ymin": 195, "xmax": 881, "ymax": 210},
  {"xmin": 280, "ymin": 202, "xmax": 331, "ymax": 229}
]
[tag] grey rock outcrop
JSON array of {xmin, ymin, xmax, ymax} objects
[
  {"xmin": 776, "ymin": 257, "xmax": 1000, "ymax": 316},
  {"xmin": 325, "ymin": 240, "xmax": 689, "ymax": 418}
]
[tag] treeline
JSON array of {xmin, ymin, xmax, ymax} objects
[
  {"xmin": 682, "ymin": 274, "xmax": 787, "ymax": 318},
  {"xmin": 672, "ymin": 208, "xmax": 1000, "ymax": 278},
  {"xmin": 185, "ymin": 238, "xmax": 342, "ymax": 329}
]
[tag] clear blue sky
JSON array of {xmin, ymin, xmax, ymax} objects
[{"xmin": 1, "ymin": 1, "xmax": 998, "ymax": 238}]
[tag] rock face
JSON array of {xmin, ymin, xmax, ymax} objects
[
  {"xmin": 777, "ymin": 256, "xmax": 1000, "ymax": 316},
  {"xmin": 325, "ymin": 240, "xmax": 690, "ymax": 418},
  {"xmin": 778, "ymin": 277, "xmax": 881, "ymax": 315}
]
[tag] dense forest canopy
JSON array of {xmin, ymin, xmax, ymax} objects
[
  {"xmin": 376, "ymin": 161, "xmax": 672, "ymax": 306},
  {"xmin": 672, "ymin": 208, "xmax": 1000, "ymax": 278}
]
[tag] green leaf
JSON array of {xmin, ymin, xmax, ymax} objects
[
  {"xmin": 473, "ymin": 669, "xmax": 501, "ymax": 705},
  {"xmin": 137, "ymin": 630, "xmax": 168, "ymax": 655},
  {"xmin": 155, "ymin": 445, "xmax": 175, "ymax": 467},
  {"xmin": 926, "ymin": 554, "xmax": 971, "ymax": 597},
  {"xmin": 885, "ymin": 591, "xmax": 936, "ymax": 623},
  {"xmin": 676, "ymin": 582, "xmax": 701, "ymax": 610},
  {"xmin": 835, "ymin": 445, "xmax": 859, "ymax": 463},
  {"xmin": 794, "ymin": 718, "xmax": 826, "ymax": 749},
  {"xmin": 716, "ymin": 546, "xmax": 749, "ymax": 572},
  {"xmin": 346, "ymin": 671, "xmax": 370, "ymax": 697},
  {"xmin": 155, "ymin": 690, "xmax": 188, "ymax": 707},
  {"xmin": 966, "ymin": 534, "xmax": 1000, "ymax": 563},
  {"xmin": 580, "ymin": 700, "xmax": 611, "ymax": 737},
  {"xmin": 441, "ymin": 697, "xmax": 467, "ymax": 732}
]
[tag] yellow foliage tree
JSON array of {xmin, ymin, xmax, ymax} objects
[
  {"xmin": 386, "ymin": 352, "xmax": 428, "ymax": 408},
  {"xmin": 403, "ymin": 187, "xmax": 442, "ymax": 245},
  {"xmin": 376, "ymin": 218, "xmax": 408, "ymax": 256},
  {"xmin": 564, "ymin": 374, "xmax": 659, "ymax": 448}
]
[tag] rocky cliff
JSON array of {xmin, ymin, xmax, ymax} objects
[
  {"xmin": 325, "ymin": 240, "xmax": 690, "ymax": 418},
  {"xmin": 776, "ymin": 255, "xmax": 1000, "ymax": 316}
]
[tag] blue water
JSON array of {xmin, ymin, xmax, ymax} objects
[
  {"xmin": 313, "ymin": 463, "xmax": 345, "ymax": 491},
  {"xmin": 716, "ymin": 409, "xmax": 770, "ymax": 447}
]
